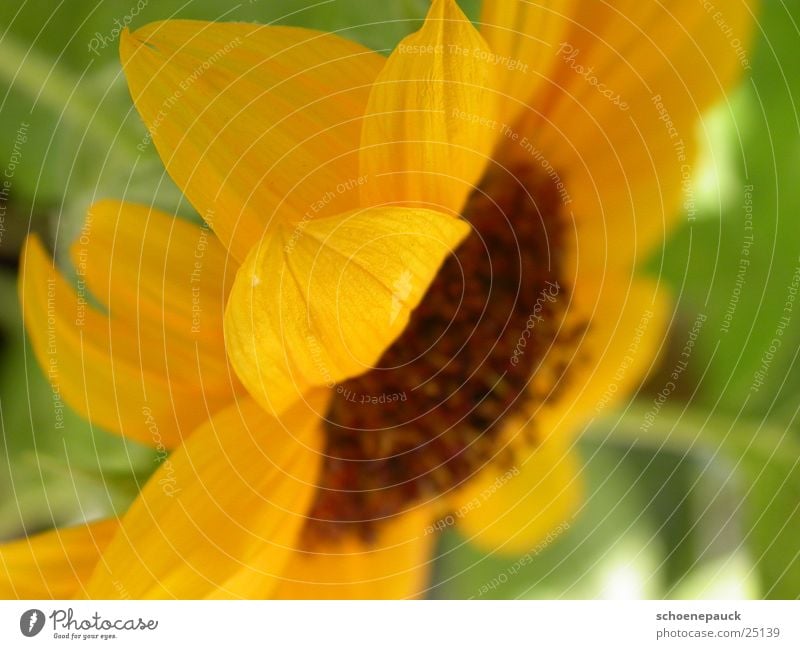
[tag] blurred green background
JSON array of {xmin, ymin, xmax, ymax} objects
[{"xmin": 1, "ymin": 0, "xmax": 798, "ymax": 599}]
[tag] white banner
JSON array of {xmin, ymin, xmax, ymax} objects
[{"xmin": 0, "ymin": 600, "xmax": 796, "ymax": 648}]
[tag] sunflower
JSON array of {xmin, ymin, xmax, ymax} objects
[{"xmin": 3, "ymin": 0, "xmax": 756, "ymax": 598}]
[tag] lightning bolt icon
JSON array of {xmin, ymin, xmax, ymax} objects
[{"xmin": 28, "ymin": 611, "xmax": 38, "ymax": 632}]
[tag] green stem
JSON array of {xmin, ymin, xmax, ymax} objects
[{"xmin": 585, "ymin": 403, "xmax": 799, "ymax": 460}]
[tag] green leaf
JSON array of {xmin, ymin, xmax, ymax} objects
[
  {"xmin": 634, "ymin": 0, "xmax": 800, "ymax": 598},
  {"xmin": 650, "ymin": 0, "xmax": 800, "ymax": 423}
]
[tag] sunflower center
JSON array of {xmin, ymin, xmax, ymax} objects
[{"xmin": 303, "ymin": 162, "xmax": 576, "ymax": 545}]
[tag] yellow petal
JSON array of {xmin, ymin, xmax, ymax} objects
[
  {"xmin": 224, "ymin": 207, "xmax": 470, "ymax": 415},
  {"xmin": 70, "ymin": 201, "xmax": 237, "ymax": 397},
  {"xmin": 452, "ymin": 435, "xmax": 581, "ymax": 557},
  {"xmin": 120, "ymin": 21, "xmax": 384, "ymax": 261},
  {"xmin": 479, "ymin": 0, "xmax": 576, "ymax": 127},
  {"xmin": 360, "ymin": 0, "xmax": 498, "ymax": 214},
  {"xmin": 509, "ymin": 0, "xmax": 758, "ymax": 268},
  {"xmin": 21, "ymin": 218, "xmax": 236, "ymax": 449},
  {"xmin": 273, "ymin": 507, "xmax": 435, "ymax": 599},
  {"xmin": 0, "ymin": 520, "xmax": 116, "ymax": 599},
  {"xmin": 536, "ymin": 275, "xmax": 671, "ymax": 435},
  {"xmin": 85, "ymin": 394, "xmax": 326, "ymax": 599},
  {"xmin": 71, "ymin": 200, "xmax": 234, "ymax": 348}
]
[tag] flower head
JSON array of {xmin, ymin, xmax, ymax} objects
[{"xmin": 6, "ymin": 0, "xmax": 757, "ymax": 598}]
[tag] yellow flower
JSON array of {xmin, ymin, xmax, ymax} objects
[{"xmin": 5, "ymin": 0, "xmax": 756, "ymax": 598}]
